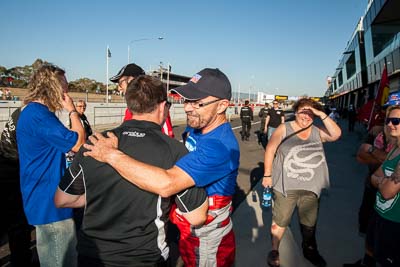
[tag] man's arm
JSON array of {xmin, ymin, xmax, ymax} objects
[
  {"xmin": 175, "ymin": 187, "xmax": 208, "ymax": 226},
  {"xmin": 54, "ymin": 189, "xmax": 85, "ymax": 208},
  {"xmin": 281, "ymin": 112, "xmax": 285, "ymax": 123},
  {"xmin": 83, "ymin": 132, "xmax": 195, "ymax": 197},
  {"xmin": 182, "ymin": 200, "xmax": 208, "ymax": 226},
  {"xmin": 54, "ymin": 150, "xmax": 86, "ymax": 208}
]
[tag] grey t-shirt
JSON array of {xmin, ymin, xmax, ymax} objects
[{"xmin": 272, "ymin": 122, "xmax": 329, "ymax": 197}]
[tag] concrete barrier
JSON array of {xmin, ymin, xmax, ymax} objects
[{"xmin": 0, "ymin": 101, "xmax": 262, "ymax": 132}]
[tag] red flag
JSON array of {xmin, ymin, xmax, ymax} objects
[
  {"xmin": 375, "ymin": 65, "xmax": 390, "ymax": 106},
  {"xmin": 357, "ymin": 99, "xmax": 374, "ymax": 124},
  {"xmin": 368, "ymin": 65, "xmax": 390, "ymax": 130}
]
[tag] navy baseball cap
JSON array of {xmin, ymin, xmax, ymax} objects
[
  {"xmin": 171, "ymin": 68, "xmax": 231, "ymax": 100},
  {"xmin": 110, "ymin": 63, "xmax": 145, "ymax": 83}
]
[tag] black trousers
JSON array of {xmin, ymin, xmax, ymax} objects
[
  {"xmin": 78, "ymin": 254, "xmax": 171, "ymax": 267},
  {"xmin": 241, "ymin": 120, "xmax": 251, "ymax": 138},
  {"xmin": 0, "ymin": 156, "xmax": 35, "ymax": 267}
]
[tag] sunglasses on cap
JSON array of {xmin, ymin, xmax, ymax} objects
[{"xmin": 386, "ymin": 117, "xmax": 400, "ymax": 126}]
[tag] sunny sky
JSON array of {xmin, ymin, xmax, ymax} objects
[{"xmin": 1, "ymin": 0, "xmax": 368, "ymax": 97}]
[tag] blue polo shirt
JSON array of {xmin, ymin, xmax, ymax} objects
[
  {"xmin": 177, "ymin": 123, "xmax": 240, "ymax": 196},
  {"xmin": 17, "ymin": 102, "xmax": 77, "ymax": 225}
]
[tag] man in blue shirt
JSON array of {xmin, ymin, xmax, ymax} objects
[
  {"xmin": 84, "ymin": 68, "xmax": 240, "ymax": 267},
  {"xmin": 17, "ymin": 64, "xmax": 85, "ymax": 267},
  {"xmin": 54, "ymin": 76, "xmax": 208, "ymax": 267}
]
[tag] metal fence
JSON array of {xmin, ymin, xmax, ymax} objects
[
  {"xmin": 0, "ymin": 106, "xmax": 18, "ymax": 127},
  {"xmin": 93, "ymin": 106, "xmax": 126, "ymax": 127}
]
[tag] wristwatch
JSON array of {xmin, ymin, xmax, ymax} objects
[{"xmin": 368, "ymin": 146, "xmax": 375, "ymax": 154}]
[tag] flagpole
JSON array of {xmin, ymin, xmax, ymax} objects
[
  {"xmin": 167, "ymin": 63, "xmax": 170, "ymax": 94},
  {"xmin": 106, "ymin": 45, "xmax": 109, "ymax": 104},
  {"xmin": 367, "ymin": 101, "xmax": 376, "ymax": 130}
]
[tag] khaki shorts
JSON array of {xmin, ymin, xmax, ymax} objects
[{"xmin": 272, "ymin": 190, "xmax": 319, "ymax": 227}]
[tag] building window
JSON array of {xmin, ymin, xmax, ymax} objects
[{"xmin": 346, "ymin": 53, "xmax": 356, "ymax": 78}]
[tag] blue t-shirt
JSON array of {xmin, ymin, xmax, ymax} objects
[
  {"xmin": 17, "ymin": 102, "xmax": 77, "ymax": 225},
  {"xmin": 177, "ymin": 122, "xmax": 240, "ymax": 196}
]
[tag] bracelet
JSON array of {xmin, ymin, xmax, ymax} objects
[
  {"xmin": 263, "ymin": 175, "xmax": 272, "ymax": 178},
  {"xmin": 321, "ymin": 115, "xmax": 328, "ymax": 121},
  {"xmin": 69, "ymin": 110, "xmax": 78, "ymax": 117}
]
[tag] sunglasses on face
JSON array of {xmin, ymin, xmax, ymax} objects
[
  {"xmin": 297, "ymin": 109, "xmax": 314, "ymax": 116},
  {"xmin": 184, "ymin": 99, "xmax": 221, "ymax": 109},
  {"xmin": 386, "ymin": 117, "xmax": 400, "ymax": 126}
]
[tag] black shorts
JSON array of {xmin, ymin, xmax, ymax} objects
[{"xmin": 367, "ymin": 210, "xmax": 400, "ymax": 266}]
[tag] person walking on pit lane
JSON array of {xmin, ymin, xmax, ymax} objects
[
  {"xmin": 240, "ymin": 100, "xmax": 253, "ymax": 141},
  {"xmin": 264, "ymin": 100, "xmax": 285, "ymax": 140},
  {"xmin": 263, "ymin": 98, "xmax": 341, "ymax": 267},
  {"xmin": 257, "ymin": 102, "xmax": 271, "ymax": 148},
  {"xmin": 55, "ymin": 76, "xmax": 208, "ymax": 267},
  {"xmin": 83, "ymin": 68, "xmax": 240, "ymax": 267},
  {"xmin": 259, "ymin": 102, "xmax": 270, "ymax": 132},
  {"xmin": 110, "ymin": 63, "xmax": 175, "ymax": 138},
  {"xmin": 17, "ymin": 64, "xmax": 85, "ymax": 267}
]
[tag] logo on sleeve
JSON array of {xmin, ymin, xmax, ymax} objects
[{"xmin": 122, "ymin": 131, "xmax": 146, "ymax": 138}]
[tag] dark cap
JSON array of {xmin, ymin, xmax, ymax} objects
[
  {"xmin": 171, "ymin": 68, "xmax": 231, "ymax": 100},
  {"xmin": 110, "ymin": 63, "xmax": 145, "ymax": 83}
]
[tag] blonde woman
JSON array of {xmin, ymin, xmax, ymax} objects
[
  {"xmin": 16, "ymin": 64, "xmax": 84, "ymax": 267},
  {"xmin": 369, "ymin": 105, "xmax": 400, "ymax": 266}
]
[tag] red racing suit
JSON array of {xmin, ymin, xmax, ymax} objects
[{"xmin": 170, "ymin": 195, "xmax": 235, "ymax": 267}]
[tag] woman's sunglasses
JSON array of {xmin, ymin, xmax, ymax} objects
[{"xmin": 385, "ymin": 117, "xmax": 400, "ymax": 125}]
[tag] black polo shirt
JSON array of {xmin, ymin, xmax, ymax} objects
[
  {"xmin": 266, "ymin": 108, "xmax": 285, "ymax": 128},
  {"xmin": 59, "ymin": 120, "xmax": 206, "ymax": 266}
]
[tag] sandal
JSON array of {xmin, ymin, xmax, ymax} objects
[{"xmin": 267, "ymin": 250, "xmax": 280, "ymax": 267}]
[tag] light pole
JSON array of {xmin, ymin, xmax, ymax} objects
[
  {"xmin": 128, "ymin": 37, "xmax": 164, "ymax": 63},
  {"xmin": 249, "ymin": 75, "xmax": 255, "ymax": 102}
]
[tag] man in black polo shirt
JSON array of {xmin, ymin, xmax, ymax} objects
[
  {"xmin": 240, "ymin": 100, "xmax": 253, "ymax": 141},
  {"xmin": 264, "ymin": 100, "xmax": 285, "ymax": 140},
  {"xmin": 54, "ymin": 76, "xmax": 208, "ymax": 267}
]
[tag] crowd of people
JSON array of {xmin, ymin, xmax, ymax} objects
[
  {"xmin": 0, "ymin": 61, "xmax": 399, "ymax": 267},
  {"xmin": 0, "ymin": 88, "xmax": 13, "ymax": 100}
]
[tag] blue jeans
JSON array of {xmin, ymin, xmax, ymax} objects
[
  {"xmin": 268, "ymin": 127, "xmax": 276, "ymax": 140},
  {"xmin": 35, "ymin": 218, "xmax": 77, "ymax": 267}
]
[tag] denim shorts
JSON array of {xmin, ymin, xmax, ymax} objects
[
  {"xmin": 272, "ymin": 190, "xmax": 319, "ymax": 227},
  {"xmin": 35, "ymin": 218, "xmax": 77, "ymax": 267}
]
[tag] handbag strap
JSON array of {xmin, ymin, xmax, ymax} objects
[{"xmin": 276, "ymin": 122, "xmax": 313, "ymax": 152}]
